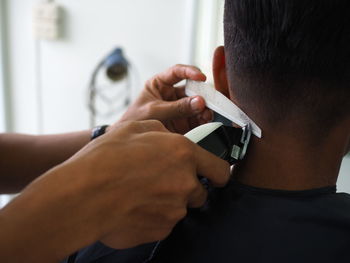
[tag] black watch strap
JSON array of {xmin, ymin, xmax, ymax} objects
[{"xmin": 91, "ymin": 125, "xmax": 109, "ymax": 140}]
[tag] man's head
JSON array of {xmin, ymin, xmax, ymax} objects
[{"xmin": 213, "ymin": 0, "xmax": 350, "ymax": 145}]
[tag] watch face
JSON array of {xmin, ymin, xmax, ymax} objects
[{"xmin": 91, "ymin": 125, "xmax": 109, "ymax": 140}]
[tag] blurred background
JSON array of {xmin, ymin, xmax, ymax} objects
[{"xmin": 0, "ymin": 0, "xmax": 348, "ymax": 206}]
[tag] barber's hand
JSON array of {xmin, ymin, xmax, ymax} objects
[
  {"xmin": 85, "ymin": 121, "xmax": 229, "ymax": 248},
  {"xmin": 0, "ymin": 120, "xmax": 229, "ymax": 262},
  {"xmin": 118, "ymin": 64, "xmax": 213, "ymax": 134}
]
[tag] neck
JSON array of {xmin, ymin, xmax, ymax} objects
[{"xmin": 232, "ymin": 126, "xmax": 348, "ymax": 191}]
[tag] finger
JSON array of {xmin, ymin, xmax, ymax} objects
[
  {"xmin": 188, "ymin": 115, "xmax": 202, "ymax": 130},
  {"xmin": 164, "ymin": 120, "xmax": 176, "ymax": 133},
  {"xmin": 156, "ymin": 65, "xmax": 206, "ymax": 86},
  {"xmin": 174, "ymin": 86, "xmax": 186, "ymax": 98},
  {"xmin": 194, "ymin": 144, "xmax": 231, "ymax": 187},
  {"xmin": 188, "ymin": 182, "xmax": 208, "ymax": 208},
  {"xmin": 137, "ymin": 120, "xmax": 169, "ymax": 133},
  {"xmin": 175, "ymin": 88, "xmax": 213, "ymax": 122},
  {"xmin": 153, "ymin": 96, "xmax": 206, "ymax": 121},
  {"xmin": 189, "ymin": 112, "xmax": 214, "ymax": 129},
  {"xmin": 171, "ymin": 118, "xmax": 190, "ymax": 134},
  {"xmin": 198, "ymin": 118, "xmax": 208, "ymax": 125},
  {"xmin": 199, "ymin": 109, "xmax": 214, "ymax": 122}
]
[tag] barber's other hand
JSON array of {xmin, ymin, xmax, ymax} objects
[
  {"xmin": 0, "ymin": 120, "xmax": 229, "ymax": 261},
  {"xmin": 92, "ymin": 121, "xmax": 229, "ymax": 248},
  {"xmin": 119, "ymin": 64, "xmax": 213, "ymax": 134}
]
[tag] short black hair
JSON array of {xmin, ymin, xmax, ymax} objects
[{"xmin": 224, "ymin": 0, "xmax": 350, "ymax": 136}]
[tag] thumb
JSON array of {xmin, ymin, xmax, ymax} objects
[{"xmin": 156, "ymin": 96, "xmax": 206, "ymax": 120}]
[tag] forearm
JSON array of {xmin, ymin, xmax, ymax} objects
[
  {"xmin": 0, "ymin": 164, "xmax": 100, "ymax": 262},
  {"xmin": 0, "ymin": 131, "xmax": 90, "ymax": 193}
]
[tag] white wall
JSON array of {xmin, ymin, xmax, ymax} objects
[
  {"xmin": 193, "ymin": 0, "xmax": 224, "ymax": 83},
  {"xmin": 5, "ymin": 0, "xmax": 196, "ymax": 134},
  {"xmin": 6, "ymin": 0, "xmax": 40, "ymax": 133}
]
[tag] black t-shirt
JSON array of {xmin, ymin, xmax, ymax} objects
[{"xmin": 69, "ymin": 180, "xmax": 350, "ymax": 263}]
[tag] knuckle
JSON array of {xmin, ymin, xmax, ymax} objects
[
  {"xmin": 177, "ymin": 148, "xmax": 193, "ymax": 163},
  {"xmin": 175, "ymin": 100, "xmax": 189, "ymax": 115},
  {"xmin": 145, "ymin": 77, "xmax": 160, "ymax": 90},
  {"xmin": 173, "ymin": 137, "xmax": 195, "ymax": 160},
  {"xmin": 190, "ymin": 65, "xmax": 201, "ymax": 71},
  {"xmin": 217, "ymin": 174, "xmax": 229, "ymax": 187},
  {"xmin": 145, "ymin": 79, "xmax": 151, "ymax": 88},
  {"xmin": 151, "ymin": 228, "xmax": 172, "ymax": 241},
  {"xmin": 166, "ymin": 209, "xmax": 187, "ymax": 223},
  {"xmin": 171, "ymin": 174, "xmax": 198, "ymax": 196},
  {"xmin": 147, "ymin": 119, "xmax": 166, "ymax": 131},
  {"xmin": 178, "ymin": 208, "xmax": 188, "ymax": 220},
  {"xmin": 182, "ymin": 176, "xmax": 198, "ymax": 193},
  {"xmin": 173, "ymin": 63, "xmax": 184, "ymax": 69},
  {"xmin": 144, "ymin": 103, "xmax": 158, "ymax": 117},
  {"xmin": 145, "ymin": 78, "xmax": 153, "ymax": 88},
  {"xmin": 152, "ymin": 77, "xmax": 162, "ymax": 90},
  {"xmin": 123, "ymin": 121, "xmax": 140, "ymax": 130}
]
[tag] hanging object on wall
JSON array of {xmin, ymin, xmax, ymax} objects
[
  {"xmin": 33, "ymin": 0, "xmax": 63, "ymax": 41},
  {"xmin": 88, "ymin": 47, "xmax": 132, "ymax": 127}
]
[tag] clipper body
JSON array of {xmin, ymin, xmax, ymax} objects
[{"xmin": 185, "ymin": 122, "xmax": 251, "ymax": 165}]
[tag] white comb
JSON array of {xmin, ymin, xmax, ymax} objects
[{"xmin": 185, "ymin": 80, "xmax": 262, "ymax": 138}]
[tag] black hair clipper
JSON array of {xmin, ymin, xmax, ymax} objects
[{"xmin": 184, "ymin": 122, "xmax": 251, "ymax": 165}]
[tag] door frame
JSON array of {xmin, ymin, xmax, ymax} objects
[
  {"xmin": 0, "ymin": 0, "xmax": 12, "ymax": 132},
  {"xmin": 192, "ymin": 0, "xmax": 224, "ymax": 83}
]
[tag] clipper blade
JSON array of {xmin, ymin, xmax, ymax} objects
[{"xmin": 185, "ymin": 80, "xmax": 262, "ymax": 138}]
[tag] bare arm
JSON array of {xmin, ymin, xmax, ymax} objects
[
  {"xmin": 0, "ymin": 65, "xmax": 211, "ymax": 194},
  {"xmin": 0, "ymin": 131, "xmax": 90, "ymax": 193},
  {"xmin": 0, "ymin": 65, "xmax": 222, "ymax": 262},
  {"xmin": 0, "ymin": 121, "xmax": 230, "ymax": 262}
]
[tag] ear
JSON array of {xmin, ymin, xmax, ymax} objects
[{"xmin": 212, "ymin": 46, "xmax": 230, "ymax": 98}]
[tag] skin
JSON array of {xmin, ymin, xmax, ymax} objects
[
  {"xmin": 0, "ymin": 131, "xmax": 91, "ymax": 193},
  {"xmin": 0, "ymin": 65, "xmax": 213, "ymax": 194},
  {"xmin": 119, "ymin": 64, "xmax": 213, "ymax": 133},
  {"xmin": 0, "ymin": 65, "xmax": 228, "ymax": 262},
  {"xmin": 212, "ymin": 45, "xmax": 350, "ymax": 190}
]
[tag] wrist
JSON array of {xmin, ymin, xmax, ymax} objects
[{"xmin": 105, "ymin": 125, "xmax": 112, "ymax": 133}]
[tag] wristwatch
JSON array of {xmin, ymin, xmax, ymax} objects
[{"xmin": 91, "ymin": 125, "xmax": 109, "ymax": 140}]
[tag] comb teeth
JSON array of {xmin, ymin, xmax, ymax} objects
[{"xmin": 185, "ymin": 80, "xmax": 262, "ymax": 138}]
